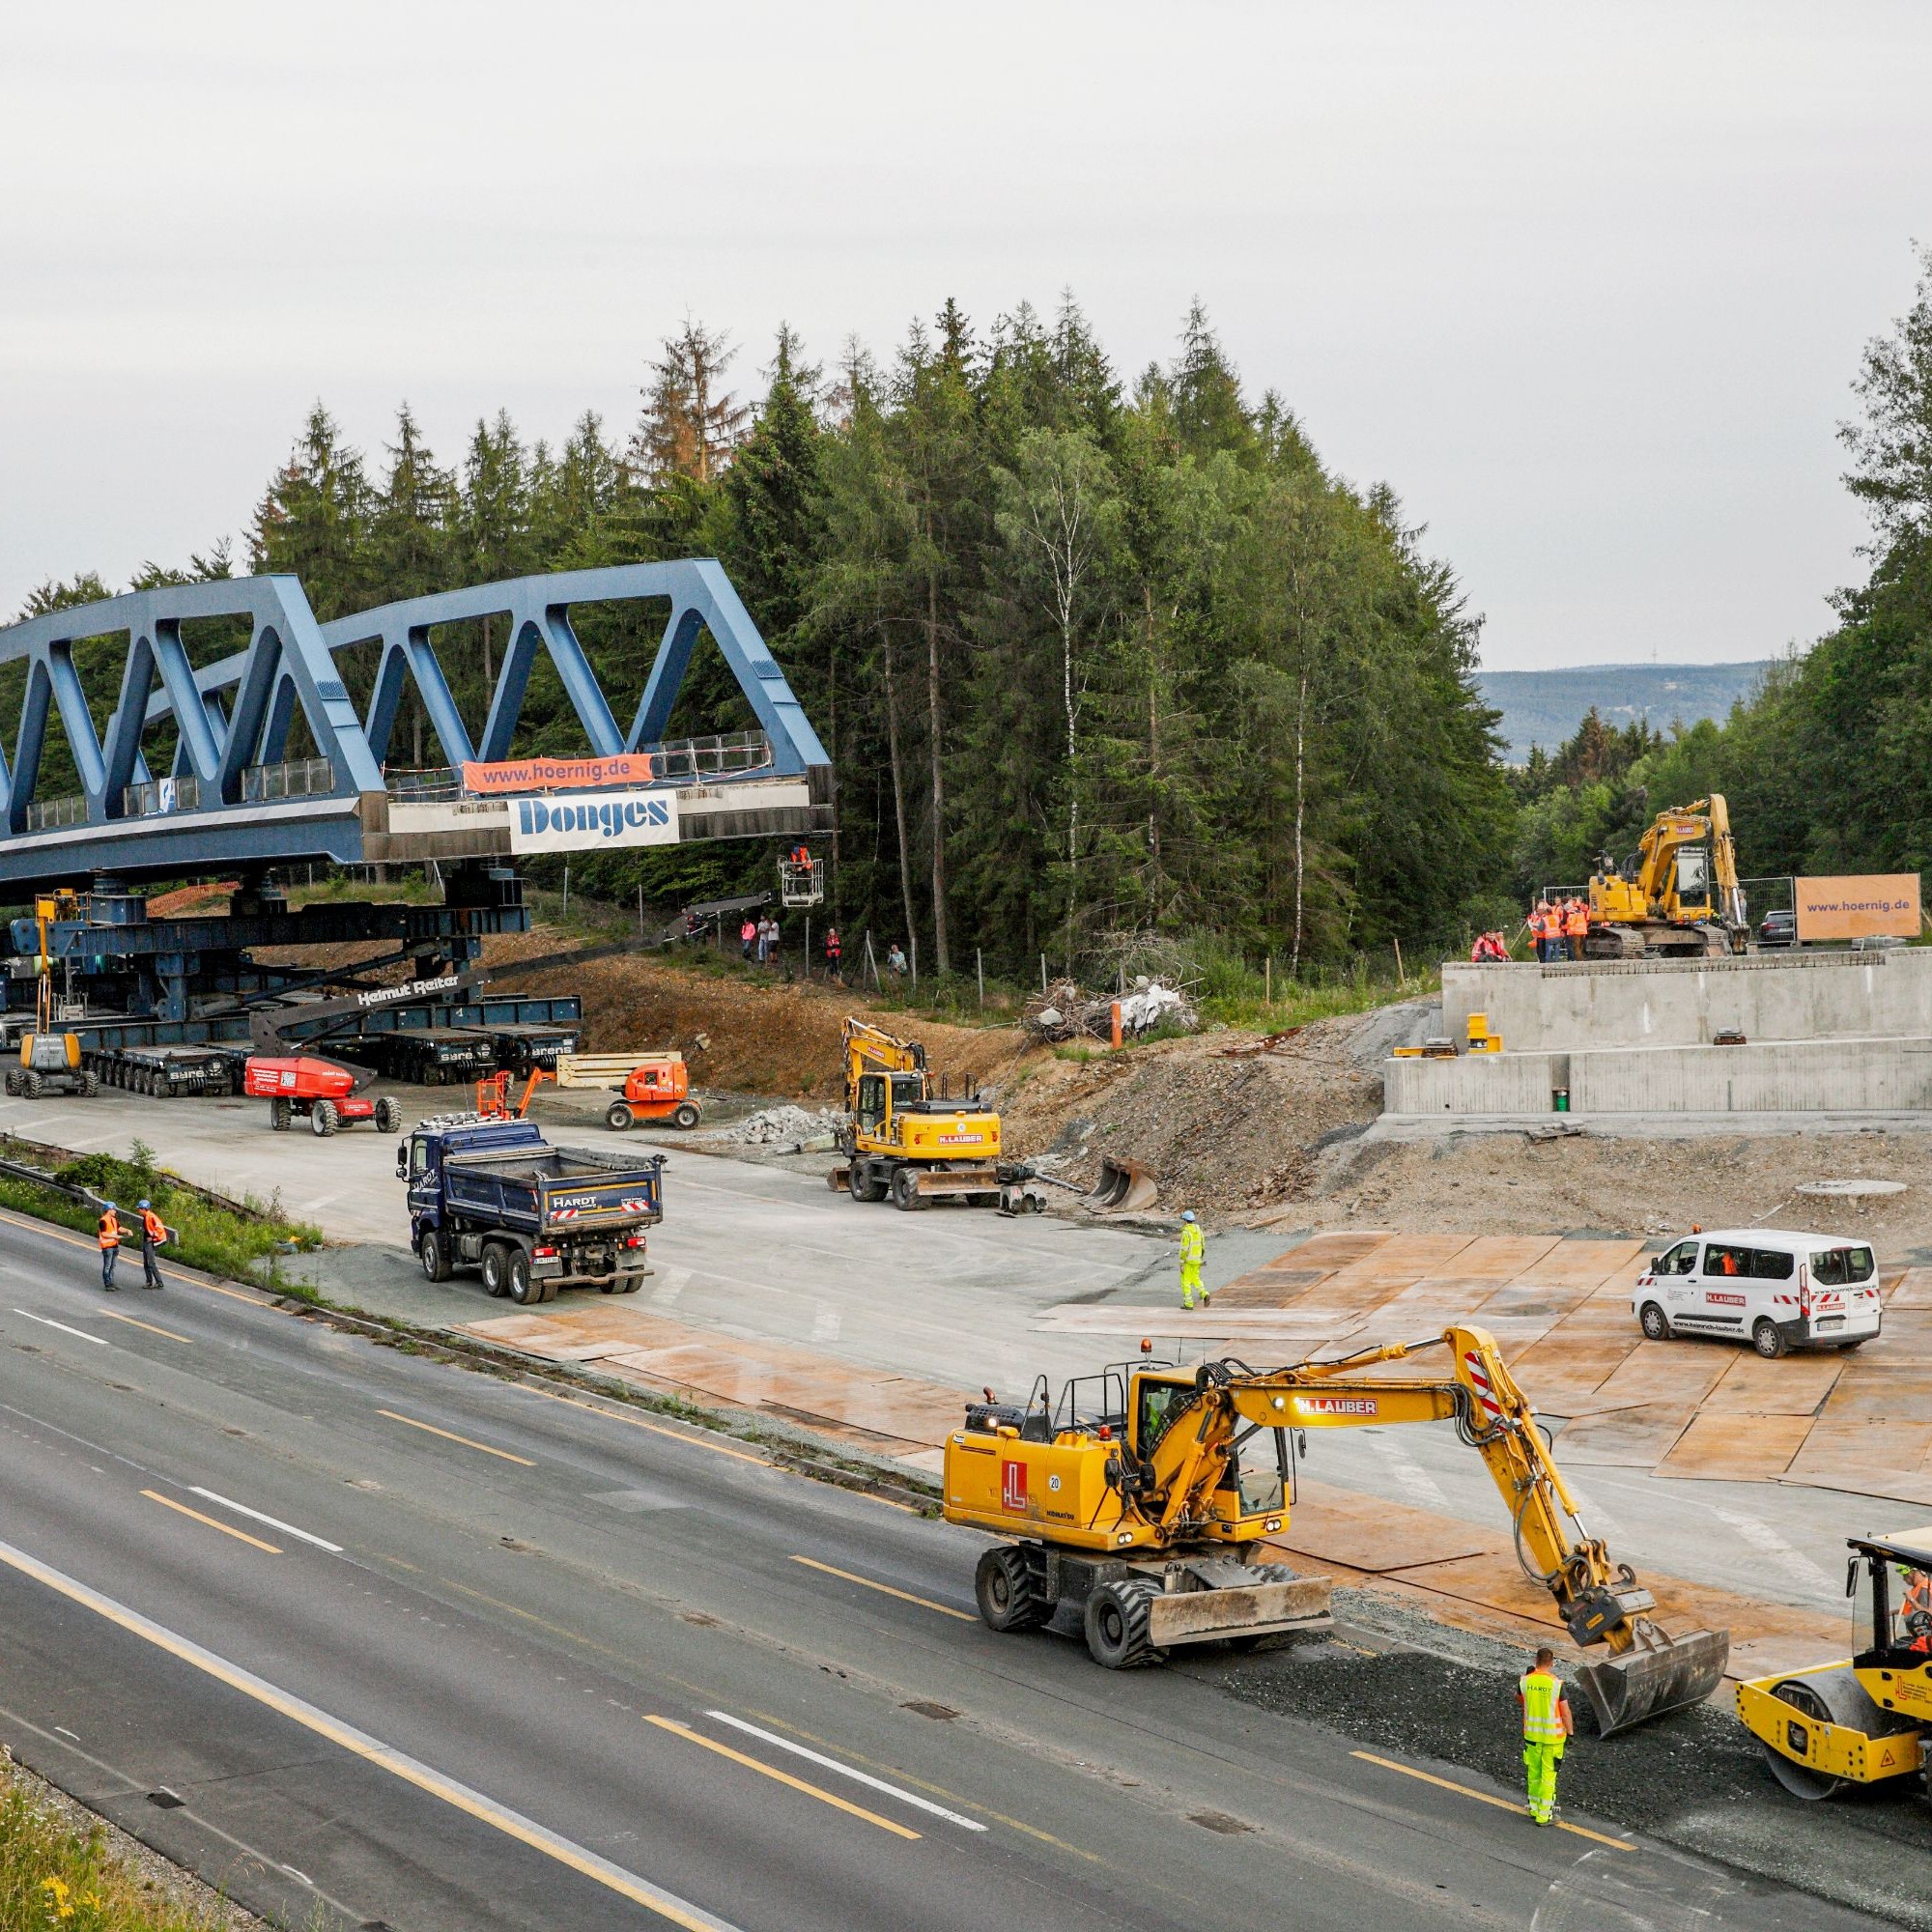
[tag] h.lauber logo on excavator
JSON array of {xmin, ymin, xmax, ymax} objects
[
  {"xmin": 1292, "ymin": 1396, "xmax": 1378, "ymax": 1416},
  {"xmin": 1001, "ymin": 1461, "xmax": 1028, "ymax": 1511}
]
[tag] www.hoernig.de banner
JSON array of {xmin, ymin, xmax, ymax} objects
[{"xmin": 463, "ymin": 753, "xmax": 655, "ymax": 793}]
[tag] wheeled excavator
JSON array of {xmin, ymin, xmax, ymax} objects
[
  {"xmin": 945, "ymin": 1324, "xmax": 1730, "ymax": 1736},
  {"xmin": 1585, "ymin": 794, "xmax": 1749, "ymax": 959}
]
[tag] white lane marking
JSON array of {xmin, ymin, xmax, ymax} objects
[
  {"xmin": 1362, "ymin": 1428, "xmax": 1451, "ymax": 1512},
  {"xmin": 651, "ymin": 1266, "xmax": 690, "ymax": 1307},
  {"xmin": 280, "ymin": 1864, "xmax": 313, "ymax": 1886},
  {"xmin": 53, "ymin": 1724, "xmax": 78, "ymax": 1741},
  {"xmin": 0, "ymin": 1536, "xmax": 742, "ymax": 1932},
  {"xmin": 298, "ymin": 1192, "xmax": 344, "ymax": 1212},
  {"xmin": 59, "ymin": 1130, "xmax": 125, "ymax": 1150},
  {"xmin": 703, "ymin": 1711, "xmax": 986, "ymax": 1832},
  {"xmin": 811, "ymin": 1303, "xmax": 841, "ymax": 1343},
  {"xmin": 1710, "ymin": 1505, "xmax": 1838, "ymax": 1596},
  {"xmin": 187, "ymin": 1487, "xmax": 343, "ymax": 1553},
  {"xmin": 13, "ymin": 1309, "xmax": 108, "ymax": 1347}
]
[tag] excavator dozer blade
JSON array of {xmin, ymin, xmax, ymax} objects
[
  {"xmin": 1088, "ymin": 1155, "xmax": 1159, "ymax": 1213},
  {"xmin": 1576, "ymin": 1628, "xmax": 1730, "ymax": 1737}
]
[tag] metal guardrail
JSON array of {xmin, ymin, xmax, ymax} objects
[
  {"xmin": 381, "ymin": 731, "xmax": 775, "ymax": 802},
  {"xmin": 242, "ymin": 756, "xmax": 336, "ymax": 804},
  {"xmin": 22, "ymin": 795, "xmax": 88, "ymax": 832}
]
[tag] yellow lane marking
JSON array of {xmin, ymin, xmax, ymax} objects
[
  {"xmin": 99, "ymin": 1310, "xmax": 190, "ymax": 1343},
  {"xmin": 787, "ymin": 1554, "xmax": 976, "ymax": 1622},
  {"xmin": 141, "ymin": 1490, "xmax": 280, "ymax": 1554},
  {"xmin": 0, "ymin": 1536, "xmax": 738, "ymax": 1931},
  {"xmin": 643, "ymin": 1716, "xmax": 920, "ymax": 1839},
  {"xmin": 520, "ymin": 1383, "xmax": 769, "ymax": 1464},
  {"xmin": 1350, "ymin": 1750, "xmax": 1634, "ymax": 1851},
  {"xmin": 377, "ymin": 1408, "xmax": 535, "ymax": 1465}
]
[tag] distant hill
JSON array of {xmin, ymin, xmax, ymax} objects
[{"xmin": 1474, "ymin": 661, "xmax": 1773, "ymax": 764}]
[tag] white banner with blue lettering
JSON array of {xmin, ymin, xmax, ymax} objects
[{"xmin": 506, "ymin": 789, "xmax": 680, "ymax": 853}]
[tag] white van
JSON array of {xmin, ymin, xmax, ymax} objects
[{"xmin": 1633, "ymin": 1228, "xmax": 1882, "ymax": 1357}]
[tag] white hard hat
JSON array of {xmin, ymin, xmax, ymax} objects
[{"xmin": 1181, "ymin": 1209, "xmax": 1196, "ymax": 1223}]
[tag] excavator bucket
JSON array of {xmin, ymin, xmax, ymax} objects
[
  {"xmin": 1575, "ymin": 1627, "xmax": 1730, "ymax": 1737},
  {"xmin": 1088, "ymin": 1156, "xmax": 1159, "ymax": 1213}
]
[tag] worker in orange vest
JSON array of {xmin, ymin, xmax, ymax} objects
[
  {"xmin": 136, "ymin": 1198, "xmax": 169, "ymax": 1292},
  {"xmin": 97, "ymin": 1200, "xmax": 122, "ymax": 1292},
  {"xmin": 1529, "ymin": 901, "xmax": 1551, "ymax": 963},
  {"xmin": 1565, "ymin": 897, "xmax": 1588, "ymax": 961}
]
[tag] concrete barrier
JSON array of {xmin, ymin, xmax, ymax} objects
[
  {"xmin": 1382, "ymin": 1034, "xmax": 1932, "ymax": 1115},
  {"xmin": 1441, "ymin": 950, "xmax": 1932, "ymax": 1053}
]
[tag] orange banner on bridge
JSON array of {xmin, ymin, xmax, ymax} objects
[
  {"xmin": 1793, "ymin": 873, "xmax": 1922, "ymax": 943},
  {"xmin": 463, "ymin": 753, "xmax": 654, "ymax": 794}
]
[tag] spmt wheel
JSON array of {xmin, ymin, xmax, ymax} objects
[
  {"xmin": 975, "ymin": 1547, "xmax": 1051, "ymax": 1633},
  {"xmin": 1083, "ymin": 1577, "xmax": 1165, "ymax": 1669},
  {"xmin": 1639, "ymin": 1302, "xmax": 1672, "ymax": 1342}
]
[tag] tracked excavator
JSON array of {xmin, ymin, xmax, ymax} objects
[
  {"xmin": 945, "ymin": 1324, "xmax": 1729, "ymax": 1736},
  {"xmin": 1585, "ymin": 794, "xmax": 1749, "ymax": 959}
]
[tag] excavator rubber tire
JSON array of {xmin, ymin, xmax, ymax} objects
[
  {"xmin": 975, "ymin": 1548, "xmax": 1052, "ymax": 1633},
  {"xmin": 1084, "ymin": 1578, "xmax": 1166, "ymax": 1669},
  {"xmin": 892, "ymin": 1167, "xmax": 930, "ymax": 1212},
  {"xmin": 375, "ymin": 1097, "xmax": 401, "ymax": 1134},
  {"xmin": 848, "ymin": 1161, "xmax": 889, "ymax": 1204},
  {"xmin": 311, "ymin": 1098, "xmax": 339, "ymax": 1137}
]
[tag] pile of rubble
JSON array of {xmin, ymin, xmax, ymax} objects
[
  {"xmin": 719, "ymin": 1103, "xmax": 847, "ymax": 1147},
  {"xmin": 1024, "ymin": 977, "xmax": 1196, "ymax": 1044}
]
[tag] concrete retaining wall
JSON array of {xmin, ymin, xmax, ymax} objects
[
  {"xmin": 1441, "ymin": 950, "xmax": 1932, "ymax": 1053},
  {"xmin": 1382, "ymin": 1035, "xmax": 1932, "ymax": 1115}
]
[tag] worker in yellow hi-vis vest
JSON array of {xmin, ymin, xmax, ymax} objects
[
  {"xmin": 1179, "ymin": 1210, "xmax": 1207, "ymax": 1309},
  {"xmin": 1518, "ymin": 1645, "xmax": 1574, "ymax": 1824}
]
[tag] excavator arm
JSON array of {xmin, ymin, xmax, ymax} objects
[
  {"xmin": 1126, "ymin": 1325, "xmax": 1728, "ymax": 1734},
  {"xmin": 840, "ymin": 1017, "xmax": 924, "ymax": 1111}
]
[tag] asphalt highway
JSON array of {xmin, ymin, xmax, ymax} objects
[{"xmin": 0, "ymin": 1206, "xmax": 1886, "ymax": 1930}]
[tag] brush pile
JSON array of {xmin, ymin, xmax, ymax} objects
[{"xmin": 1023, "ymin": 977, "xmax": 1196, "ymax": 1044}]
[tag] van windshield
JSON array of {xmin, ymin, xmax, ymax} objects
[{"xmin": 1811, "ymin": 1246, "xmax": 1876, "ymax": 1286}]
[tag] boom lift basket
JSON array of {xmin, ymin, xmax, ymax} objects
[{"xmin": 779, "ymin": 857, "xmax": 823, "ymax": 907}]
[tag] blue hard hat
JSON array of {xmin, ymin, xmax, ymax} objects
[
  {"xmin": 103, "ymin": 1200, "xmax": 116, "ymax": 1210},
  {"xmin": 137, "ymin": 1198, "xmax": 151, "ymax": 1210},
  {"xmin": 1181, "ymin": 1209, "xmax": 1196, "ymax": 1223}
]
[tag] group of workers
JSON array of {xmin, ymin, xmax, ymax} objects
[
  {"xmin": 95, "ymin": 1198, "xmax": 170, "ymax": 1292},
  {"xmin": 1530, "ymin": 896, "xmax": 1591, "ymax": 962}
]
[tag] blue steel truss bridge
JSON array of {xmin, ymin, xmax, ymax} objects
[{"xmin": 0, "ymin": 561, "xmax": 833, "ymax": 1052}]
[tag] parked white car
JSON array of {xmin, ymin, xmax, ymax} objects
[{"xmin": 1633, "ymin": 1228, "xmax": 1882, "ymax": 1357}]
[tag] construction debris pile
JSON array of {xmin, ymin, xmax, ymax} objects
[
  {"xmin": 720, "ymin": 1103, "xmax": 847, "ymax": 1146},
  {"xmin": 1024, "ymin": 978, "xmax": 1195, "ymax": 1044}
]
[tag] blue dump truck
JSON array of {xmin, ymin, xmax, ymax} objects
[{"xmin": 398, "ymin": 1116, "xmax": 665, "ymax": 1304}]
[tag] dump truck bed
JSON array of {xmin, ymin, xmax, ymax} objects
[{"xmin": 441, "ymin": 1145, "xmax": 664, "ymax": 1236}]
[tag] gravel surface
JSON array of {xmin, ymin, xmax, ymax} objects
[{"xmin": 1192, "ymin": 1589, "xmax": 1929, "ymax": 1927}]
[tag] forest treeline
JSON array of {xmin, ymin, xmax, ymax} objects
[
  {"xmin": 17, "ymin": 301, "xmax": 1510, "ymax": 980},
  {"xmin": 1510, "ymin": 247, "xmax": 1932, "ymax": 914},
  {"xmin": 18, "ymin": 256, "xmax": 1932, "ymax": 977}
]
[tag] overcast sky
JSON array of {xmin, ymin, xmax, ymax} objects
[{"xmin": 3, "ymin": 3, "xmax": 1928, "ymax": 668}]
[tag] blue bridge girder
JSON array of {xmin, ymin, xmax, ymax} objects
[{"xmin": 0, "ymin": 560, "xmax": 832, "ymax": 888}]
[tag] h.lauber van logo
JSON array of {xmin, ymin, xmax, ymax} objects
[
  {"xmin": 1001, "ymin": 1460, "xmax": 1028, "ymax": 1511},
  {"xmin": 1293, "ymin": 1396, "xmax": 1378, "ymax": 1416}
]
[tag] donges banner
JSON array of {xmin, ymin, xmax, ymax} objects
[
  {"xmin": 463, "ymin": 753, "xmax": 654, "ymax": 793},
  {"xmin": 1793, "ymin": 874, "xmax": 1922, "ymax": 943},
  {"xmin": 507, "ymin": 790, "xmax": 679, "ymax": 853}
]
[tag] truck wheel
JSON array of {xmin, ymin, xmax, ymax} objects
[
  {"xmin": 311, "ymin": 1098, "xmax": 339, "ymax": 1137},
  {"xmin": 975, "ymin": 1547, "xmax": 1051, "ymax": 1632},
  {"xmin": 375, "ymin": 1097, "xmax": 401, "ymax": 1134},
  {"xmin": 618, "ymin": 1273, "xmax": 644, "ymax": 1293},
  {"xmin": 270, "ymin": 1097, "xmax": 291, "ymax": 1131},
  {"xmin": 419, "ymin": 1231, "xmax": 452, "ymax": 1282},
  {"xmin": 480, "ymin": 1243, "xmax": 511, "ymax": 1297},
  {"xmin": 891, "ymin": 1166, "xmax": 929, "ymax": 1211},
  {"xmin": 80, "ymin": 1071, "xmax": 99, "ymax": 1097},
  {"xmin": 507, "ymin": 1249, "xmax": 535, "ymax": 1304},
  {"xmin": 1639, "ymin": 1302, "xmax": 1672, "ymax": 1342},
  {"xmin": 1753, "ymin": 1318, "xmax": 1788, "ymax": 1360},
  {"xmin": 607, "ymin": 1102, "xmax": 635, "ymax": 1131},
  {"xmin": 1084, "ymin": 1578, "xmax": 1165, "ymax": 1669},
  {"xmin": 671, "ymin": 1102, "xmax": 700, "ymax": 1130}
]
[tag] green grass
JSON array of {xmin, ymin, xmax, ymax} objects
[
  {"xmin": 0, "ymin": 1138, "xmax": 320, "ymax": 1288},
  {"xmin": 0, "ymin": 1776, "xmax": 239, "ymax": 1931},
  {"xmin": 1199, "ymin": 969, "xmax": 1439, "ymax": 1033}
]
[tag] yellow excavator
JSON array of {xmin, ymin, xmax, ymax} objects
[
  {"xmin": 828, "ymin": 1019, "xmax": 1008, "ymax": 1210},
  {"xmin": 1586, "ymin": 794, "xmax": 1749, "ymax": 959},
  {"xmin": 1737, "ymin": 1528, "xmax": 1931, "ymax": 1801},
  {"xmin": 944, "ymin": 1324, "xmax": 1730, "ymax": 1736}
]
